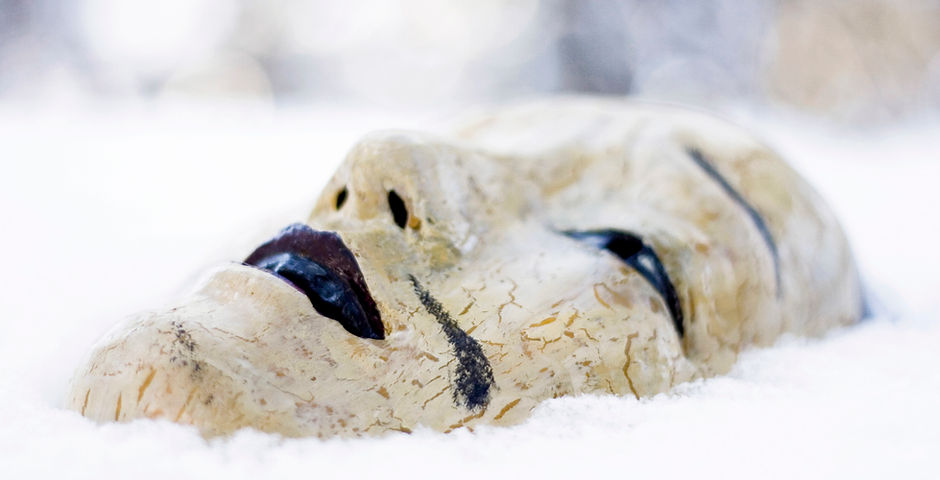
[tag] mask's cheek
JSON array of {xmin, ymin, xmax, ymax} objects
[
  {"xmin": 511, "ymin": 269, "xmax": 699, "ymax": 400},
  {"xmin": 645, "ymin": 219, "xmax": 781, "ymax": 375},
  {"xmin": 436, "ymin": 232, "xmax": 699, "ymax": 408}
]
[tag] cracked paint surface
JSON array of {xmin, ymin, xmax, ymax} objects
[{"xmin": 66, "ymin": 99, "xmax": 863, "ymax": 438}]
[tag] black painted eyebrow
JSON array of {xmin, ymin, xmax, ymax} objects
[
  {"xmin": 564, "ymin": 230, "xmax": 684, "ymax": 338},
  {"xmin": 408, "ymin": 275, "xmax": 494, "ymax": 411},
  {"xmin": 686, "ymin": 148, "xmax": 781, "ymax": 296}
]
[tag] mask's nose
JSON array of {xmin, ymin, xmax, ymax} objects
[
  {"xmin": 317, "ymin": 132, "xmax": 429, "ymax": 229},
  {"xmin": 310, "ymin": 131, "xmax": 526, "ymax": 256}
]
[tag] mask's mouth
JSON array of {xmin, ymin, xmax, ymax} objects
[{"xmin": 244, "ymin": 223, "xmax": 385, "ymax": 340}]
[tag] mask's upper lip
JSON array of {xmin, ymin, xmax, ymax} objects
[{"xmin": 244, "ymin": 223, "xmax": 385, "ymax": 340}]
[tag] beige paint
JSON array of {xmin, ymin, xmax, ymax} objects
[{"xmin": 66, "ymin": 99, "xmax": 863, "ymax": 438}]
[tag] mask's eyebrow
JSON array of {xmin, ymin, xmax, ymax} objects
[
  {"xmin": 563, "ymin": 230, "xmax": 684, "ymax": 338},
  {"xmin": 408, "ymin": 275, "xmax": 494, "ymax": 411},
  {"xmin": 686, "ymin": 148, "xmax": 781, "ymax": 297}
]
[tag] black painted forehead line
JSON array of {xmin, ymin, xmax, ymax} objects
[{"xmin": 686, "ymin": 148, "xmax": 781, "ymax": 296}]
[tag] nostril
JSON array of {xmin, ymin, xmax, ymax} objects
[
  {"xmin": 335, "ymin": 187, "xmax": 348, "ymax": 210},
  {"xmin": 387, "ymin": 190, "xmax": 408, "ymax": 229}
]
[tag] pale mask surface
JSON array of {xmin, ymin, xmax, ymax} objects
[{"xmin": 67, "ymin": 99, "xmax": 864, "ymax": 437}]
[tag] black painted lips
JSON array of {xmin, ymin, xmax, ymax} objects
[{"xmin": 244, "ymin": 223, "xmax": 385, "ymax": 340}]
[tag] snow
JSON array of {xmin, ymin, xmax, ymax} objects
[{"xmin": 1, "ymin": 101, "xmax": 938, "ymax": 479}]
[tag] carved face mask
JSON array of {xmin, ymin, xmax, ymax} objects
[{"xmin": 67, "ymin": 100, "xmax": 864, "ymax": 437}]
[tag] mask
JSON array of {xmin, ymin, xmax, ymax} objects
[{"xmin": 67, "ymin": 99, "xmax": 864, "ymax": 437}]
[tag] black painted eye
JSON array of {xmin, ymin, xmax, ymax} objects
[
  {"xmin": 335, "ymin": 187, "xmax": 348, "ymax": 210},
  {"xmin": 564, "ymin": 229, "xmax": 684, "ymax": 338},
  {"xmin": 387, "ymin": 190, "xmax": 408, "ymax": 229}
]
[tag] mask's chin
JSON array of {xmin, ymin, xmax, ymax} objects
[{"xmin": 64, "ymin": 264, "xmax": 373, "ymax": 437}]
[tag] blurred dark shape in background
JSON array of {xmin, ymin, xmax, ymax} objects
[{"xmin": 0, "ymin": 0, "xmax": 938, "ymax": 123}]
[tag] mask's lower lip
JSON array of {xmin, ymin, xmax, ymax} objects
[{"xmin": 244, "ymin": 223, "xmax": 385, "ymax": 340}]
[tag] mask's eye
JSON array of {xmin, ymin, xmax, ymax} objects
[
  {"xmin": 564, "ymin": 229, "xmax": 684, "ymax": 338},
  {"xmin": 335, "ymin": 187, "xmax": 348, "ymax": 210}
]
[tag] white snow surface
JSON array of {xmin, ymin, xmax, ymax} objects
[{"xmin": 1, "ymin": 101, "xmax": 938, "ymax": 479}]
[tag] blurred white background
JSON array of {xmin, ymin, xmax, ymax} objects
[{"xmin": 2, "ymin": 0, "xmax": 939, "ymax": 119}]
